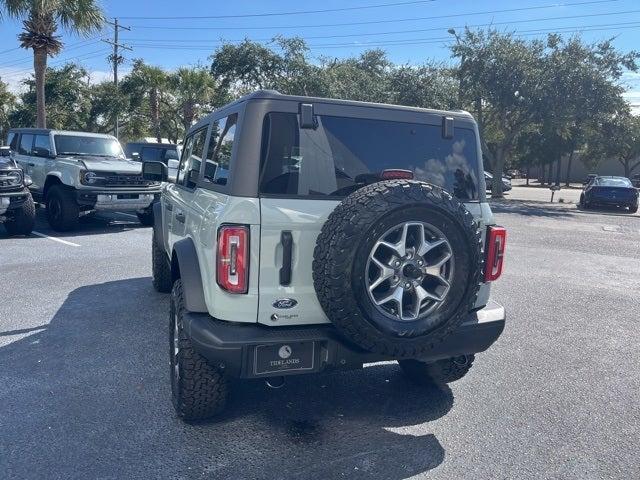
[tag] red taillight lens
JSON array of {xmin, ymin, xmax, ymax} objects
[
  {"xmin": 217, "ymin": 225, "xmax": 249, "ymax": 294},
  {"xmin": 484, "ymin": 226, "xmax": 506, "ymax": 282},
  {"xmin": 380, "ymin": 169, "xmax": 414, "ymax": 180}
]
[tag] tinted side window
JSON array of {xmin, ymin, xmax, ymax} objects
[
  {"xmin": 259, "ymin": 113, "xmax": 480, "ymax": 200},
  {"xmin": 203, "ymin": 114, "xmax": 237, "ymax": 186},
  {"xmin": 177, "ymin": 128, "xmax": 207, "ymax": 189},
  {"xmin": 18, "ymin": 134, "xmax": 34, "ymax": 155},
  {"xmin": 141, "ymin": 147, "xmax": 163, "ymax": 162},
  {"xmin": 33, "ymin": 135, "xmax": 52, "ymax": 156}
]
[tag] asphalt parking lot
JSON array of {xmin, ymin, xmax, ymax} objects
[{"xmin": 1, "ymin": 203, "xmax": 639, "ymax": 479}]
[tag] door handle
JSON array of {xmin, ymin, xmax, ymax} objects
[
  {"xmin": 28, "ymin": 163, "xmax": 35, "ymax": 166},
  {"xmin": 175, "ymin": 210, "xmax": 185, "ymax": 223},
  {"xmin": 279, "ymin": 231, "xmax": 293, "ymax": 286}
]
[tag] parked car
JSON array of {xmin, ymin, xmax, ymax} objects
[
  {"xmin": 124, "ymin": 142, "xmax": 180, "ymax": 182},
  {"xmin": 506, "ymin": 169, "xmax": 521, "ymax": 179},
  {"xmin": 485, "ymin": 171, "xmax": 512, "ymax": 192},
  {"xmin": 143, "ymin": 90, "xmax": 507, "ymax": 421},
  {"xmin": 579, "ymin": 176, "xmax": 638, "ymax": 213},
  {"xmin": 0, "ymin": 146, "xmax": 35, "ymax": 236},
  {"xmin": 6, "ymin": 128, "xmax": 162, "ymax": 230}
]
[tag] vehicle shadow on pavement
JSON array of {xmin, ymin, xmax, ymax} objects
[
  {"xmin": 0, "ymin": 277, "xmax": 451, "ymax": 480},
  {"xmin": 490, "ymin": 200, "xmax": 574, "ymax": 218},
  {"xmin": 24, "ymin": 208, "xmax": 149, "ymax": 238}
]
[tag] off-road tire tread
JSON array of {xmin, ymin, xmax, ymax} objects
[
  {"xmin": 46, "ymin": 185, "xmax": 79, "ymax": 231},
  {"xmin": 4, "ymin": 192, "xmax": 35, "ymax": 236},
  {"xmin": 313, "ymin": 180, "xmax": 483, "ymax": 358},
  {"xmin": 399, "ymin": 355, "xmax": 476, "ymax": 385},
  {"xmin": 152, "ymin": 228, "xmax": 173, "ymax": 293},
  {"xmin": 171, "ymin": 280, "xmax": 228, "ymax": 421}
]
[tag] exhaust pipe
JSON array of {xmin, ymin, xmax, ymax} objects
[{"xmin": 265, "ymin": 376, "xmax": 285, "ymax": 389}]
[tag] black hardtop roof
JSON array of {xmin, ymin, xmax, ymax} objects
[
  {"xmin": 228, "ymin": 90, "xmax": 472, "ymax": 117},
  {"xmin": 191, "ymin": 90, "xmax": 474, "ymax": 132}
]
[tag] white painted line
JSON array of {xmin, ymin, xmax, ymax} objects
[
  {"xmin": 115, "ymin": 212, "xmax": 139, "ymax": 219},
  {"xmin": 32, "ymin": 231, "xmax": 80, "ymax": 247}
]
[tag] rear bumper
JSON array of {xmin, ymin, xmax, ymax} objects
[{"xmin": 183, "ymin": 300, "xmax": 506, "ymax": 379}]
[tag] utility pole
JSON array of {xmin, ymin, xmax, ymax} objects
[{"xmin": 102, "ymin": 18, "xmax": 131, "ymax": 140}]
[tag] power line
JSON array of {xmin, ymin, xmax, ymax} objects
[
  {"xmin": 0, "ymin": 39, "xmax": 102, "ymax": 68},
  {"xmin": 118, "ymin": 0, "xmax": 438, "ymax": 20},
  {"xmin": 1, "ymin": 49, "xmax": 112, "ymax": 81},
  {"xmin": 120, "ymin": 12, "xmax": 640, "ymax": 44},
  {"xmin": 126, "ymin": 0, "xmax": 621, "ymax": 30},
  {"xmin": 122, "ymin": 22, "xmax": 640, "ymax": 51}
]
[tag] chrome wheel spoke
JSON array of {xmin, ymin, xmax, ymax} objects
[{"xmin": 369, "ymin": 258, "xmax": 394, "ymax": 291}]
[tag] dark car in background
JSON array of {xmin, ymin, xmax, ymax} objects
[
  {"xmin": 124, "ymin": 142, "xmax": 180, "ymax": 181},
  {"xmin": 579, "ymin": 176, "xmax": 638, "ymax": 213}
]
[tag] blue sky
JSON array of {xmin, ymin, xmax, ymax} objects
[{"xmin": 1, "ymin": 0, "xmax": 639, "ymax": 105}]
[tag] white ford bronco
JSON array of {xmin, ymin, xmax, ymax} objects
[
  {"xmin": 143, "ymin": 91, "xmax": 507, "ymax": 421},
  {"xmin": 6, "ymin": 128, "xmax": 162, "ymax": 231}
]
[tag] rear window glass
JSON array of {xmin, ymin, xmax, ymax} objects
[
  {"xmin": 259, "ymin": 113, "xmax": 480, "ymax": 200},
  {"xmin": 594, "ymin": 177, "xmax": 632, "ymax": 187}
]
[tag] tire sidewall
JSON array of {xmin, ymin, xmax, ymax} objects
[{"xmin": 351, "ymin": 205, "xmax": 473, "ymax": 338}]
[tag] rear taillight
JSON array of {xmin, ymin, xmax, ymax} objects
[
  {"xmin": 217, "ymin": 225, "xmax": 249, "ymax": 294},
  {"xmin": 484, "ymin": 226, "xmax": 506, "ymax": 282},
  {"xmin": 380, "ymin": 169, "xmax": 414, "ymax": 180}
]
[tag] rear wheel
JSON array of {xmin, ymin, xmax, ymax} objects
[
  {"xmin": 46, "ymin": 185, "xmax": 79, "ymax": 231},
  {"xmin": 399, "ymin": 354, "xmax": 475, "ymax": 385},
  {"xmin": 170, "ymin": 280, "xmax": 228, "ymax": 421},
  {"xmin": 4, "ymin": 193, "xmax": 35, "ymax": 236},
  {"xmin": 629, "ymin": 204, "xmax": 638, "ymax": 214}
]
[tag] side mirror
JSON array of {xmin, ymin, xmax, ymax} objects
[
  {"xmin": 167, "ymin": 159, "xmax": 179, "ymax": 170},
  {"xmin": 142, "ymin": 161, "xmax": 167, "ymax": 182},
  {"xmin": 131, "ymin": 152, "xmax": 141, "ymax": 162},
  {"xmin": 0, "ymin": 146, "xmax": 10, "ymax": 157}
]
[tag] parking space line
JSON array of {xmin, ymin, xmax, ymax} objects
[
  {"xmin": 115, "ymin": 212, "xmax": 139, "ymax": 219},
  {"xmin": 32, "ymin": 231, "xmax": 80, "ymax": 247}
]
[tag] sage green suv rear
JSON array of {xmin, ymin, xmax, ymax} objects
[{"xmin": 144, "ymin": 91, "xmax": 507, "ymax": 421}]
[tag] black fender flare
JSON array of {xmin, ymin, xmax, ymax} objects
[
  {"xmin": 173, "ymin": 237, "xmax": 208, "ymax": 313},
  {"xmin": 152, "ymin": 201, "xmax": 167, "ymax": 252}
]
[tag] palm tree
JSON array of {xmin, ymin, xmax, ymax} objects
[
  {"xmin": 1, "ymin": 0, "xmax": 103, "ymax": 128},
  {"xmin": 123, "ymin": 60, "xmax": 169, "ymax": 142},
  {"xmin": 171, "ymin": 67, "xmax": 216, "ymax": 131}
]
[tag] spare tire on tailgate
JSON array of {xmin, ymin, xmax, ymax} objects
[{"xmin": 312, "ymin": 180, "xmax": 483, "ymax": 358}]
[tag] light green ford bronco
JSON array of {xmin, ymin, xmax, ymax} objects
[{"xmin": 143, "ymin": 91, "xmax": 507, "ymax": 421}]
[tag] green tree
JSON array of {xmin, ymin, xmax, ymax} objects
[
  {"xmin": 8, "ymin": 63, "xmax": 92, "ymax": 130},
  {"xmin": 584, "ymin": 112, "xmax": 640, "ymax": 177},
  {"xmin": 0, "ymin": 78, "xmax": 16, "ymax": 144},
  {"xmin": 170, "ymin": 66, "xmax": 227, "ymax": 131},
  {"xmin": 537, "ymin": 35, "xmax": 636, "ymax": 186},
  {"xmin": 1, "ymin": 0, "xmax": 103, "ymax": 128},
  {"xmin": 451, "ymin": 29, "xmax": 546, "ymax": 197},
  {"xmin": 122, "ymin": 60, "xmax": 171, "ymax": 142}
]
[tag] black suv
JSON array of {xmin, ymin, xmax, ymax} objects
[{"xmin": 0, "ymin": 146, "xmax": 36, "ymax": 236}]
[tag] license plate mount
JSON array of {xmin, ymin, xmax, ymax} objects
[{"xmin": 253, "ymin": 341, "xmax": 315, "ymax": 375}]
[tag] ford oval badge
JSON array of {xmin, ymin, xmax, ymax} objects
[{"xmin": 273, "ymin": 298, "xmax": 298, "ymax": 309}]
